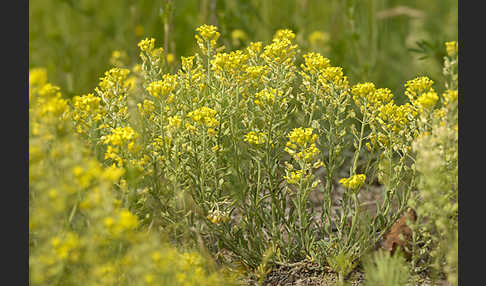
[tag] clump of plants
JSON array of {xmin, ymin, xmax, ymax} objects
[
  {"xmin": 29, "ymin": 70, "xmax": 238, "ymax": 286},
  {"xmin": 31, "ymin": 24, "xmax": 458, "ymax": 285},
  {"xmin": 407, "ymin": 41, "xmax": 458, "ymax": 285}
]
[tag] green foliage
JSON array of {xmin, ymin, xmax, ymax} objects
[
  {"xmin": 30, "ymin": 0, "xmax": 457, "ymax": 100},
  {"xmin": 362, "ymin": 250, "xmax": 410, "ymax": 286}
]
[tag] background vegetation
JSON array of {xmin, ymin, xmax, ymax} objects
[{"xmin": 30, "ymin": 0, "xmax": 457, "ymax": 101}]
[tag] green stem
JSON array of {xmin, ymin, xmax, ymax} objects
[{"xmin": 351, "ymin": 112, "xmax": 367, "ymax": 176}]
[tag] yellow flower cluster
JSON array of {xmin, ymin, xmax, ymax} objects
[
  {"xmin": 101, "ymin": 126, "xmax": 139, "ymax": 166},
  {"xmin": 301, "ymin": 52, "xmax": 331, "ymax": 76},
  {"xmin": 179, "ymin": 55, "xmax": 206, "ymax": 91},
  {"xmin": 29, "ymin": 68, "xmax": 48, "ymax": 102},
  {"xmin": 285, "ymin": 128, "xmax": 321, "ymax": 162},
  {"xmin": 72, "ymin": 161, "xmax": 105, "ymax": 189},
  {"xmin": 352, "ymin": 83, "xmax": 393, "ymax": 113},
  {"xmin": 49, "ymin": 232, "xmax": 81, "ymax": 261},
  {"xmin": 30, "ymin": 81, "xmax": 70, "ymax": 136},
  {"xmin": 168, "ymin": 115, "xmax": 182, "ymax": 129},
  {"xmin": 339, "ymin": 174, "xmax": 366, "ymax": 190},
  {"xmin": 254, "ymin": 88, "xmax": 283, "ymax": 107},
  {"xmin": 246, "ymin": 41, "xmax": 263, "ymax": 58},
  {"xmin": 146, "ymin": 73, "xmax": 178, "ymax": 98},
  {"xmin": 29, "ymin": 67, "xmax": 48, "ymax": 88},
  {"xmin": 181, "ymin": 55, "xmax": 195, "ymax": 71},
  {"xmin": 195, "ymin": 24, "xmax": 221, "ymax": 55},
  {"xmin": 404, "ymin": 76, "xmax": 434, "ymax": 100},
  {"xmin": 110, "ymin": 50, "xmax": 129, "ymax": 67},
  {"xmin": 244, "ymin": 131, "xmax": 266, "ymax": 145},
  {"xmin": 98, "ymin": 67, "xmax": 132, "ymax": 95},
  {"xmin": 245, "ymin": 65, "xmax": 267, "ymax": 82},
  {"xmin": 414, "ymin": 90, "xmax": 439, "ymax": 111},
  {"xmin": 211, "ymin": 50, "xmax": 249, "ymax": 79},
  {"xmin": 273, "ymin": 29, "xmax": 296, "ymax": 42},
  {"xmin": 308, "ymin": 30, "xmax": 329, "ymax": 46},
  {"xmin": 262, "ymin": 30, "xmax": 298, "ymax": 65},
  {"xmin": 137, "ymin": 99, "xmax": 156, "ymax": 118},
  {"xmin": 442, "ymin": 89, "xmax": 458, "ymax": 105},
  {"xmin": 40, "ymin": 94, "xmax": 69, "ymax": 118},
  {"xmin": 286, "ymin": 127, "xmax": 318, "ymax": 147},
  {"xmin": 138, "ymin": 37, "xmax": 155, "ymax": 53},
  {"xmin": 445, "ymin": 41, "xmax": 458, "ymax": 57},
  {"xmin": 30, "ymin": 68, "xmax": 234, "ymax": 286},
  {"xmin": 284, "ymin": 169, "xmax": 303, "ymax": 185},
  {"xmin": 404, "ymin": 76, "xmax": 438, "ymax": 112},
  {"xmin": 102, "ymin": 126, "xmax": 139, "ymax": 147},
  {"xmin": 187, "ymin": 106, "xmax": 219, "ymax": 128},
  {"xmin": 231, "ymin": 29, "xmax": 247, "ymax": 46},
  {"xmin": 377, "ymin": 102, "xmax": 417, "ymax": 134},
  {"xmin": 318, "ymin": 66, "xmax": 349, "ymax": 93},
  {"xmin": 104, "ymin": 209, "xmax": 139, "ymax": 237},
  {"xmin": 72, "ymin": 93, "xmax": 105, "ymax": 134}
]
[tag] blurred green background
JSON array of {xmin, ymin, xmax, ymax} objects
[{"xmin": 29, "ymin": 0, "xmax": 457, "ymax": 101}]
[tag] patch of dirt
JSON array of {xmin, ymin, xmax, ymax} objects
[
  {"xmin": 243, "ymin": 261, "xmax": 364, "ymax": 286},
  {"xmin": 244, "ymin": 262, "xmax": 450, "ymax": 286}
]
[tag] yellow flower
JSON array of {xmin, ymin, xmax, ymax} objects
[
  {"xmin": 261, "ymin": 30, "xmax": 298, "ymax": 65},
  {"xmin": 138, "ymin": 37, "xmax": 155, "ymax": 53},
  {"xmin": 244, "ymin": 131, "xmax": 266, "ymax": 145},
  {"xmin": 301, "ymin": 52, "xmax": 331, "ymax": 75},
  {"xmin": 445, "ymin": 41, "xmax": 458, "ymax": 57},
  {"xmin": 285, "ymin": 128, "xmax": 320, "ymax": 163},
  {"xmin": 167, "ymin": 53, "xmax": 175, "ymax": 64},
  {"xmin": 284, "ymin": 170, "xmax": 303, "ymax": 185},
  {"xmin": 211, "ymin": 50, "xmax": 249, "ymax": 79},
  {"xmin": 102, "ymin": 165, "xmax": 125, "ymax": 182},
  {"xmin": 104, "ymin": 217, "xmax": 115, "ymax": 228},
  {"xmin": 352, "ymin": 83, "xmax": 393, "ymax": 113},
  {"xmin": 29, "ymin": 68, "xmax": 48, "ymax": 88},
  {"xmin": 231, "ymin": 29, "xmax": 248, "ymax": 46},
  {"xmin": 415, "ymin": 90, "xmax": 439, "ymax": 111},
  {"xmin": 137, "ymin": 99, "xmax": 155, "ymax": 117},
  {"xmin": 254, "ymin": 88, "xmax": 285, "ymax": 107},
  {"xmin": 168, "ymin": 115, "xmax": 182, "ymax": 129},
  {"xmin": 146, "ymin": 74, "xmax": 178, "ymax": 98},
  {"xmin": 144, "ymin": 274, "xmax": 155, "ymax": 284},
  {"xmin": 101, "ymin": 126, "xmax": 138, "ymax": 146},
  {"xmin": 404, "ymin": 76, "xmax": 434, "ymax": 102},
  {"xmin": 151, "ymin": 251, "xmax": 162, "ymax": 262},
  {"xmin": 195, "ymin": 24, "xmax": 221, "ymax": 54},
  {"xmin": 207, "ymin": 209, "xmax": 230, "ymax": 224},
  {"xmin": 443, "ymin": 89, "xmax": 458, "ymax": 105},
  {"xmin": 187, "ymin": 106, "xmax": 219, "ymax": 127},
  {"xmin": 273, "ymin": 29, "xmax": 295, "ymax": 42},
  {"xmin": 246, "ymin": 41, "xmax": 263, "ymax": 58},
  {"xmin": 110, "ymin": 50, "xmax": 128, "ymax": 67},
  {"xmin": 318, "ymin": 66, "xmax": 349, "ymax": 93},
  {"xmin": 181, "ymin": 56, "xmax": 195, "ymax": 71},
  {"xmin": 286, "ymin": 127, "xmax": 318, "ymax": 148},
  {"xmin": 339, "ymin": 174, "xmax": 366, "ymax": 190},
  {"xmin": 97, "ymin": 67, "xmax": 131, "ymax": 98},
  {"xmin": 378, "ymin": 102, "xmax": 417, "ymax": 134},
  {"xmin": 118, "ymin": 209, "xmax": 139, "ymax": 230},
  {"xmin": 308, "ymin": 30, "xmax": 329, "ymax": 46},
  {"xmin": 196, "ymin": 24, "xmax": 220, "ymax": 42}
]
